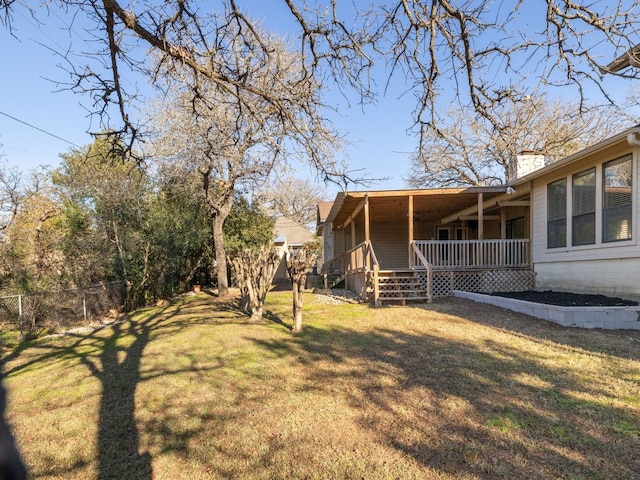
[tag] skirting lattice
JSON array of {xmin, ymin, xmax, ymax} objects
[{"xmin": 428, "ymin": 269, "xmax": 534, "ymax": 298}]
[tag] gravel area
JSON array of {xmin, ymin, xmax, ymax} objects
[{"xmin": 311, "ymin": 289, "xmax": 363, "ymax": 304}]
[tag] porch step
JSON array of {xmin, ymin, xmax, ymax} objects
[{"xmin": 376, "ymin": 271, "xmax": 430, "ymax": 304}]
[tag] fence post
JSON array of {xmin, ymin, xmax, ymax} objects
[
  {"xmin": 82, "ymin": 288, "xmax": 88, "ymax": 323},
  {"xmin": 18, "ymin": 295, "xmax": 23, "ymax": 343}
]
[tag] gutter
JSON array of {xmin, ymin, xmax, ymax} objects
[{"xmin": 509, "ymin": 126, "xmax": 640, "ymax": 187}]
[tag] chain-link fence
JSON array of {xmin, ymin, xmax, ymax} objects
[{"xmin": 0, "ymin": 282, "xmax": 125, "ymax": 341}]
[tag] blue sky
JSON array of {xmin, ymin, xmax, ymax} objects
[
  {"xmin": 0, "ymin": 2, "xmax": 418, "ymax": 195},
  {"xmin": 0, "ymin": 8, "xmax": 96, "ymax": 171},
  {"xmin": 0, "ymin": 2, "xmax": 637, "ymax": 197}
]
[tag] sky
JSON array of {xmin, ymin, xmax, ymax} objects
[
  {"xmin": 0, "ymin": 2, "xmax": 637, "ymax": 199},
  {"xmin": 0, "ymin": 2, "xmax": 418, "ymax": 197}
]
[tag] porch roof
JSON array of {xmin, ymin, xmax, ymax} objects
[{"xmin": 326, "ymin": 186, "xmax": 508, "ymax": 228}]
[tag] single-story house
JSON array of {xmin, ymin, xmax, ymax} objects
[
  {"xmin": 273, "ymin": 216, "xmax": 317, "ymax": 283},
  {"xmin": 319, "ymin": 125, "xmax": 640, "ymax": 305}
]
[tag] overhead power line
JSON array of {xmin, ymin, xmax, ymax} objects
[{"xmin": 0, "ymin": 110, "xmax": 81, "ymax": 148}]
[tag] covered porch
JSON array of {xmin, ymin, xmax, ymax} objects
[{"xmin": 321, "ymin": 186, "xmax": 533, "ymax": 305}]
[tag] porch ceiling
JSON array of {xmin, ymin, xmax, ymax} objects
[{"xmin": 330, "ymin": 188, "xmax": 507, "ymax": 227}]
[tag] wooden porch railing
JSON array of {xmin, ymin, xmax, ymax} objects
[
  {"xmin": 322, "ymin": 241, "xmax": 380, "ymax": 274},
  {"xmin": 410, "ymin": 239, "xmax": 531, "ymax": 270},
  {"xmin": 322, "ymin": 241, "xmax": 381, "ymax": 304}
]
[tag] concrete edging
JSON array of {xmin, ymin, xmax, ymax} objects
[{"xmin": 453, "ymin": 290, "xmax": 640, "ymax": 330}]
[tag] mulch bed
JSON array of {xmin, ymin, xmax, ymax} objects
[{"xmin": 491, "ymin": 290, "xmax": 639, "ymax": 307}]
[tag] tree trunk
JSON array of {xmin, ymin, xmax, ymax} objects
[
  {"xmin": 229, "ymin": 246, "xmax": 282, "ymax": 322},
  {"xmin": 249, "ymin": 304, "xmax": 263, "ymax": 322},
  {"xmin": 291, "ymin": 277, "xmax": 305, "ymax": 333},
  {"xmin": 212, "ymin": 213, "xmax": 229, "ymax": 296}
]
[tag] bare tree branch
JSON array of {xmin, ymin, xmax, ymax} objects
[
  {"xmin": 406, "ymin": 95, "xmax": 632, "ymax": 188},
  {"xmin": 3, "ymin": 1, "xmax": 640, "ymax": 164}
]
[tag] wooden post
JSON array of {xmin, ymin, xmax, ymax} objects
[
  {"xmin": 364, "ymin": 194, "xmax": 370, "ymax": 270},
  {"xmin": 478, "ymin": 192, "xmax": 484, "ymax": 240},
  {"xmin": 351, "ymin": 220, "xmax": 356, "ymax": 252},
  {"xmin": 408, "ymin": 195, "xmax": 414, "ymax": 268},
  {"xmin": 373, "ymin": 265, "xmax": 380, "ymax": 307},
  {"xmin": 478, "ymin": 192, "xmax": 484, "ymax": 266},
  {"xmin": 500, "ymin": 207, "xmax": 507, "ymax": 266}
]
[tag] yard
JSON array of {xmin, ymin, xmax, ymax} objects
[{"xmin": 1, "ymin": 290, "xmax": 639, "ymax": 480}]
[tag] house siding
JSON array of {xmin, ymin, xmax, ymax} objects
[
  {"xmin": 371, "ymin": 220, "xmax": 409, "ymax": 269},
  {"xmin": 534, "ymin": 258, "xmax": 640, "ymax": 298},
  {"xmin": 530, "ymin": 141, "xmax": 640, "ymax": 295}
]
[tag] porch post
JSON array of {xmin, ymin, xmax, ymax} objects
[
  {"xmin": 342, "ymin": 226, "xmax": 347, "ymax": 255},
  {"xmin": 408, "ymin": 195, "xmax": 414, "ymax": 268},
  {"xmin": 364, "ymin": 194, "xmax": 370, "ymax": 243},
  {"xmin": 364, "ymin": 194, "xmax": 370, "ymax": 270},
  {"xmin": 500, "ymin": 206, "xmax": 507, "ymax": 265},
  {"xmin": 351, "ymin": 220, "xmax": 356, "ymax": 251},
  {"xmin": 477, "ymin": 192, "xmax": 484, "ymax": 240},
  {"xmin": 477, "ymin": 192, "xmax": 484, "ymax": 266}
]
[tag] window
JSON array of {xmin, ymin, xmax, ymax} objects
[
  {"xmin": 546, "ymin": 154, "xmax": 634, "ymax": 251},
  {"xmin": 547, "ymin": 178, "xmax": 567, "ymax": 248},
  {"xmin": 506, "ymin": 217, "xmax": 525, "ymax": 239},
  {"xmin": 572, "ymin": 168, "xmax": 596, "ymax": 246},
  {"xmin": 603, "ymin": 156, "xmax": 632, "ymax": 242}
]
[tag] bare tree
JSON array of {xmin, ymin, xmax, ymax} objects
[
  {"xmin": 256, "ymin": 176, "xmax": 328, "ymax": 229},
  {"xmin": 230, "ymin": 246, "xmax": 282, "ymax": 322},
  {"xmin": 2, "ymin": 1, "xmax": 639, "ymax": 156},
  {"xmin": 149, "ymin": 27, "xmax": 342, "ymax": 296},
  {"xmin": 405, "ymin": 97, "xmax": 632, "ymax": 188},
  {"xmin": 286, "ymin": 242, "xmax": 320, "ymax": 334},
  {"xmin": 0, "ymin": 163, "xmax": 23, "ymax": 236}
]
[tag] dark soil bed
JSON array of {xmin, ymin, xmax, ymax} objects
[{"xmin": 490, "ymin": 290, "xmax": 639, "ymax": 307}]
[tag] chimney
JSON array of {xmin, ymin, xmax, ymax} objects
[{"xmin": 508, "ymin": 151, "xmax": 545, "ymax": 182}]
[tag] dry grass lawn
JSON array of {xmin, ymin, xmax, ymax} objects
[{"xmin": 2, "ymin": 290, "xmax": 640, "ymax": 479}]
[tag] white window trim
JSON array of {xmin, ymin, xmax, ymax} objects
[{"xmin": 545, "ymin": 153, "xmax": 637, "ymax": 253}]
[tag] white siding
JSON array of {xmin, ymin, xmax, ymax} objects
[
  {"xmin": 530, "ymin": 142, "xmax": 640, "ymax": 295},
  {"xmin": 535, "ymin": 258, "xmax": 640, "ymax": 299}
]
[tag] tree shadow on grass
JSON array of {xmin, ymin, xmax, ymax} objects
[
  {"xmin": 263, "ymin": 310, "xmax": 289, "ymax": 330},
  {"xmin": 251, "ymin": 318, "xmax": 640, "ymax": 479},
  {"xmin": 1, "ymin": 295, "xmax": 250, "ymax": 480},
  {"xmin": 422, "ymin": 296, "xmax": 640, "ymax": 361}
]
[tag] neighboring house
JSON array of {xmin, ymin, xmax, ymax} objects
[
  {"xmin": 316, "ymin": 201, "xmax": 334, "ymax": 268},
  {"xmin": 320, "ymin": 125, "xmax": 640, "ymax": 304},
  {"xmin": 273, "ymin": 217, "xmax": 316, "ymax": 283}
]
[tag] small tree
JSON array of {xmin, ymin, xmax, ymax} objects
[
  {"xmin": 286, "ymin": 242, "xmax": 320, "ymax": 334},
  {"xmin": 230, "ymin": 246, "xmax": 282, "ymax": 322}
]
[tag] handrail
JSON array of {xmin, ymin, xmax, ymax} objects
[
  {"xmin": 323, "ymin": 241, "xmax": 380, "ymax": 273},
  {"xmin": 366, "ymin": 241, "xmax": 380, "ymax": 269},
  {"xmin": 321, "ymin": 241, "xmax": 381, "ymax": 304},
  {"xmin": 411, "ymin": 242, "xmax": 433, "ymax": 303}
]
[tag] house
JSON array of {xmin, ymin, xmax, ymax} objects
[
  {"xmin": 319, "ymin": 125, "xmax": 640, "ymax": 304},
  {"xmin": 273, "ymin": 217, "xmax": 316, "ymax": 283},
  {"xmin": 316, "ymin": 201, "xmax": 334, "ymax": 267}
]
